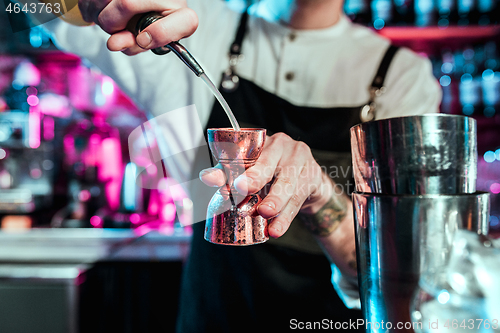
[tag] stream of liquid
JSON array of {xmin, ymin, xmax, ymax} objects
[{"xmin": 200, "ymin": 73, "xmax": 241, "ymax": 131}]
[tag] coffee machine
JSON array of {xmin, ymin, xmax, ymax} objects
[{"xmin": 0, "ymin": 110, "xmax": 55, "ymax": 214}]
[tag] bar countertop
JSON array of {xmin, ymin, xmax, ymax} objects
[{"xmin": 0, "ymin": 227, "xmax": 192, "ymax": 264}]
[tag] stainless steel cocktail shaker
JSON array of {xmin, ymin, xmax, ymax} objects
[{"xmin": 350, "ymin": 114, "xmax": 490, "ymax": 333}]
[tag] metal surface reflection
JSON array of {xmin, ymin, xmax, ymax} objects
[
  {"xmin": 350, "ymin": 114, "xmax": 477, "ymax": 195},
  {"xmin": 353, "ymin": 192, "xmax": 490, "ymax": 332}
]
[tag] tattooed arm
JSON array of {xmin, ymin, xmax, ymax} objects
[{"xmin": 299, "ymin": 176, "xmax": 358, "ymax": 283}]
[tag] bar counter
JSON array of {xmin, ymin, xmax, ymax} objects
[{"xmin": 0, "ymin": 227, "xmax": 192, "ymax": 333}]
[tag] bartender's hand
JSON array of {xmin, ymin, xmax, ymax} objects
[
  {"xmin": 200, "ymin": 133, "xmax": 340, "ymax": 239},
  {"xmin": 77, "ymin": 0, "xmax": 198, "ymax": 54},
  {"xmin": 201, "ymin": 132, "xmax": 357, "ymax": 278}
]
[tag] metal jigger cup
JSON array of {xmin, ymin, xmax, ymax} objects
[{"xmin": 204, "ymin": 128, "xmax": 268, "ymax": 245}]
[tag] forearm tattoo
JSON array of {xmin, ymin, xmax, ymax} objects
[{"xmin": 299, "ymin": 194, "xmax": 348, "ymax": 237}]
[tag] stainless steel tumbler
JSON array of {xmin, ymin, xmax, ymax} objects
[
  {"xmin": 350, "ymin": 114, "xmax": 477, "ymax": 195},
  {"xmin": 353, "ymin": 192, "xmax": 490, "ymax": 332}
]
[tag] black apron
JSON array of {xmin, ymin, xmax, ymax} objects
[{"xmin": 177, "ymin": 12, "xmax": 399, "ymax": 333}]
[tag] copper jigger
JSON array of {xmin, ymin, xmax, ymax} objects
[{"xmin": 204, "ymin": 128, "xmax": 268, "ymax": 245}]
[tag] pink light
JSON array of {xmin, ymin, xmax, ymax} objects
[
  {"xmin": 43, "ymin": 117, "xmax": 55, "ymax": 141},
  {"xmin": 14, "ymin": 61, "xmax": 40, "ymax": 86},
  {"xmin": 86, "ymin": 133, "xmax": 101, "ymax": 167},
  {"xmin": 134, "ymin": 224, "xmax": 152, "ymax": 236},
  {"xmin": 28, "ymin": 109, "xmax": 40, "ymax": 149},
  {"xmin": 30, "ymin": 168, "xmax": 42, "ymax": 179},
  {"xmin": 27, "ymin": 95, "xmax": 39, "ymax": 106},
  {"xmin": 101, "ymin": 77, "xmax": 114, "ymax": 96},
  {"xmin": 79, "ymin": 190, "xmax": 91, "ymax": 202},
  {"xmin": 37, "ymin": 93, "xmax": 71, "ymax": 117},
  {"xmin": 90, "ymin": 215, "xmax": 102, "ymax": 228},
  {"xmin": 130, "ymin": 213, "xmax": 141, "ymax": 224},
  {"xmin": 490, "ymin": 183, "xmax": 500, "ymax": 194},
  {"xmin": 146, "ymin": 163, "xmax": 157, "ymax": 176},
  {"xmin": 148, "ymin": 190, "xmax": 160, "ymax": 215},
  {"xmin": 99, "ymin": 137, "xmax": 123, "ymax": 210},
  {"xmin": 162, "ymin": 203, "xmax": 176, "ymax": 223}
]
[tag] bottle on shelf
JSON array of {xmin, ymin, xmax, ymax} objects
[
  {"xmin": 436, "ymin": 0, "xmax": 459, "ymax": 26},
  {"xmin": 371, "ymin": 0, "xmax": 394, "ymax": 28},
  {"xmin": 414, "ymin": 0, "xmax": 438, "ymax": 26}
]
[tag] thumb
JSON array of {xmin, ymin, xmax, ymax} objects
[{"xmin": 199, "ymin": 164, "xmax": 226, "ymax": 187}]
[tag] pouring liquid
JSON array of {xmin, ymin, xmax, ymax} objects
[{"xmin": 200, "ymin": 73, "xmax": 241, "ymax": 131}]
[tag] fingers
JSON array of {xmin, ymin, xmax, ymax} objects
[
  {"xmin": 256, "ymin": 148, "xmax": 307, "ymax": 218},
  {"xmin": 78, "ymin": 0, "xmax": 198, "ymax": 53},
  {"xmin": 97, "ymin": 0, "xmax": 182, "ymax": 33},
  {"xmin": 264, "ymin": 160, "xmax": 324, "ymax": 238},
  {"xmin": 199, "ymin": 164, "xmax": 226, "ymax": 188},
  {"xmin": 108, "ymin": 8, "xmax": 198, "ymax": 52},
  {"xmin": 235, "ymin": 133, "xmax": 326, "ymax": 238},
  {"xmin": 233, "ymin": 133, "xmax": 286, "ymax": 195},
  {"xmin": 106, "ymin": 30, "xmax": 138, "ymax": 52},
  {"xmin": 137, "ymin": 8, "xmax": 198, "ymax": 50},
  {"xmin": 98, "ymin": 1, "xmax": 198, "ymax": 51}
]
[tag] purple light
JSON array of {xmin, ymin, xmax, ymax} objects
[
  {"xmin": 26, "ymin": 87, "xmax": 38, "ymax": 96},
  {"xmin": 490, "ymin": 216, "xmax": 499, "ymax": 228},
  {"xmin": 490, "ymin": 183, "xmax": 500, "ymax": 194},
  {"xmin": 27, "ymin": 95, "xmax": 39, "ymax": 106}
]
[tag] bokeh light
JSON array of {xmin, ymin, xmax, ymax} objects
[{"xmin": 484, "ymin": 151, "xmax": 496, "ymax": 163}]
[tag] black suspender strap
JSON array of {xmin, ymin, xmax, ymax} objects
[
  {"xmin": 230, "ymin": 10, "xmax": 250, "ymax": 56},
  {"xmin": 222, "ymin": 9, "xmax": 250, "ymax": 92},
  {"xmin": 360, "ymin": 45, "xmax": 400, "ymax": 122},
  {"xmin": 371, "ymin": 45, "xmax": 400, "ymax": 89}
]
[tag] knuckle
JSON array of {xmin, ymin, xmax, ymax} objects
[
  {"xmin": 295, "ymin": 141, "xmax": 311, "ymax": 155},
  {"xmin": 289, "ymin": 194, "xmax": 302, "ymax": 207},
  {"xmin": 272, "ymin": 132, "xmax": 290, "ymax": 143},
  {"xmin": 181, "ymin": 7, "xmax": 199, "ymax": 32},
  {"xmin": 278, "ymin": 175, "xmax": 292, "ymax": 185},
  {"xmin": 118, "ymin": 0, "xmax": 136, "ymax": 13}
]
